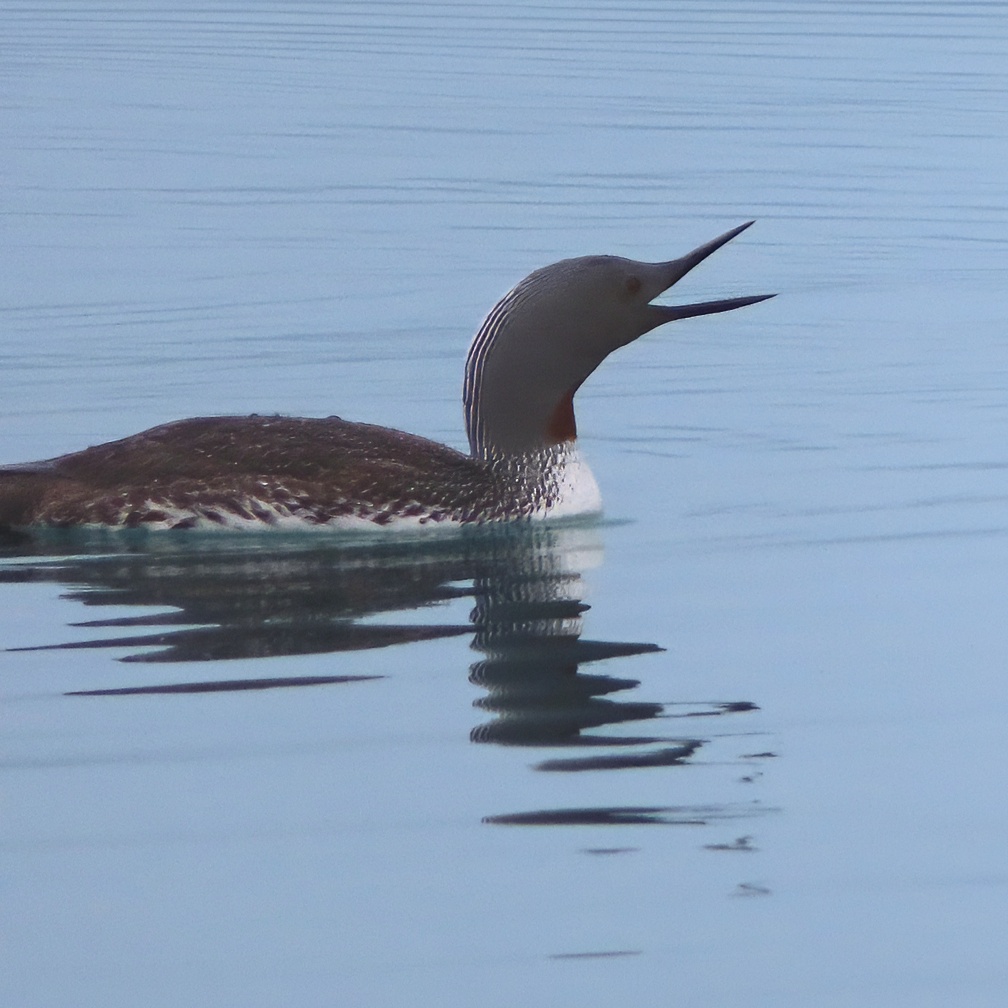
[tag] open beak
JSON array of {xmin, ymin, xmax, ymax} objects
[{"xmin": 649, "ymin": 220, "xmax": 775, "ymax": 324}]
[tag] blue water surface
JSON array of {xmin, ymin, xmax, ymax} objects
[{"xmin": 3, "ymin": 3, "xmax": 1008, "ymax": 1006}]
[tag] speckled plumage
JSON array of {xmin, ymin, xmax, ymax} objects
[{"xmin": 0, "ymin": 415, "xmax": 581, "ymax": 529}]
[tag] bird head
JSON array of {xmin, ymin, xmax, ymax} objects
[{"xmin": 464, "ymin": 221, "xmax": 773, "ymax": 459}]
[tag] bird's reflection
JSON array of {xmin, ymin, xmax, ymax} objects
[
  {"xmin": 2, "ymin": 528, "xmax": 476, "ymax": 663},
  {"xmin": 466, "ymin": 530, "xmax": 705, "ymax": 771},
  {"xmin": 1, "ymin": 523, "xmax": 767, "ymax": 825}
]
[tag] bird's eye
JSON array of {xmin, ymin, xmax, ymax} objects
[{"xmin": 625, "ymin": 276, "xmax": 642, "ymax": 296}]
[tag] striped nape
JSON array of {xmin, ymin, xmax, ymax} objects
[{"xmin": 463, "ymin": 275, "xmax": 537, "ymax": 459}]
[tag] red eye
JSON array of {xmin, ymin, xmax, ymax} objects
[{"xmin": 625, "ymin": 276, "xmax": 642, "ymax": 295}]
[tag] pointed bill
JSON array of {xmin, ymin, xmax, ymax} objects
[{"xmin": 647, "ymin": 221, "xmax": 775, "ymax": 324}]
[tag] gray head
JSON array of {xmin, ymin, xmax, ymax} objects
[{"xmin": 464, "ymin": 221, "xmax": 773, "ymax": 460}]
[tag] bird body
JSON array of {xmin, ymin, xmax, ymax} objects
[
  {"xmin": 0, "ymin": 416, "xmax": 599, "ymax": 529},
  {"xmin": 0, "ymin": 223, "xmax": 770, "ymax": 531}
]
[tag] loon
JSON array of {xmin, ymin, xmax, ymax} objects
[{"xmin": 0, "ymin": 222, "xmax": 772, "ymax": 530}]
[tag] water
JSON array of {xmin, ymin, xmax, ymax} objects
[{"xmin": 3, "ymin": 3, "xmax": 1008, "ymax": 1005}]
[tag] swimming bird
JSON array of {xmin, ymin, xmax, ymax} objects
[{"xmin": 0, "ymin": 222, "xmax": 772, "ymax": 530}]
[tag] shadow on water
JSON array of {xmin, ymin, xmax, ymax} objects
[{"xmin": 1, "ymin": 523, "xmax": 771, "ymax": 828}]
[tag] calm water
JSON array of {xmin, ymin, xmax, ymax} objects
[{"xmin": 4, "ymin": 3, "xmax": 1008, "ymax": 1005}]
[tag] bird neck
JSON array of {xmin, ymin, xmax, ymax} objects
[
  {"xmin": 463, "ymin": 278, "xmax": 591, "ymax": 461},
  {"xmin": 465, "ymin": 374, "xmax": 580, "ymax": 462},
  {"xmin": 545, "ymin": 387, "xmax": 578, "ymax": 445}
]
